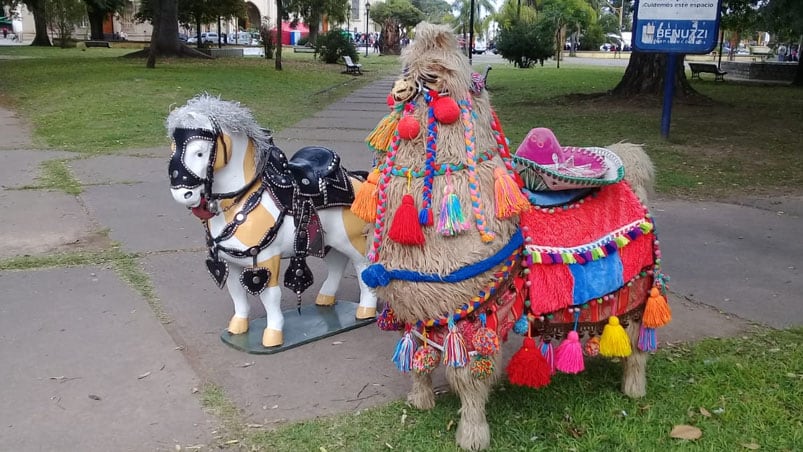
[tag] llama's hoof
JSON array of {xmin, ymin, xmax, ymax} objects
[
  {"xmin": 315, "ymin": 294, "xmax": 336, "ymax": 306},
  {"xmin": 407, "ymin": 389, "xmax": 436, "ymax": 410},
  {"xmin": 227, "ymin": 316, "xmax": 249, "ymax": 335},
  {"xmin": 456, "ymin": 419, "xmax": 491, "ymax": 451},
  {"xmin": 355, "ymin": 306, "xmax": 377, "ymax": 320},
  {"xmin": 262, "ymin": 328, "xmax": 283, "ymax": 347}
]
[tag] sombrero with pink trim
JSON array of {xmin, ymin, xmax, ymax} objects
[{"xmin": 512, "ymin": 127, "xmax": 624, "ymax": 191}]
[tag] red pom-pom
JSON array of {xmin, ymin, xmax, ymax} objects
[
  {"xmin": 397, "ymin": 115, "xmax": 420, "ymax": 140},
  {"xmin": 386, "ymin": 93, "xmax": 395, "ymax": 108},
  {"xmin": 433, "ymin": 97, "xmax": 460, "ymax": 124},
  {"xmin": 388, "ymin": 194, "xmax": 425, "ymax": 246},
  {"xmin": 506, "ymin": 337, "xmax": 551, "ymax": 388}
]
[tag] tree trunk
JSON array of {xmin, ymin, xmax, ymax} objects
[
  {"xmin": 136, "ymin": 0, "xmax": 209, "ymax": 68},
  {"xmin": 86, "ymin": 8, "xmax": 105, "ymax": 40},
  {"xmin": 610, "ymin": 51, "xmax": 698, "ymax": 98},
  {"xmin": 381, "ymin": 19, "xmax": 401, "ymax": 55},
  {"xmin": 275, "ymin": 0, "xmax": 283, "ymax": 70},
  {"xmin": 26, "ymin": 0, "xmax": 52, "ymax": 46}
]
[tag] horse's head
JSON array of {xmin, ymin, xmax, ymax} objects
[{"xmin": 166, "ymin": 94, "xmax": 274, "ymax": 219}]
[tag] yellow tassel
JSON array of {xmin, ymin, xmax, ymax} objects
[
  {"xmin": 599, "ymin": 316, "xmax": 632, "ymax": 357},
  {"xmin": 493, "ymin": 167, "xmax": 531, "ymax": 219},
  {"xmin": 350, "ymin": 170, "xmax": 380, "ymax": 222},
  {"xmin": 366, "ymin": 110, "xmax": 401, "ymax": 153},
  {"xmin": 643, "ymin": 287, "xmax": 672, "ymax": 328}
]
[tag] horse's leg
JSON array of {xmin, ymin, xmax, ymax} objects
[
  {"xmin": 225, "ymin": 263, "xmax": 250, "ymax": 334},
  {"xmin": 446, "ymin": 354, "xmax": 499, "ymax": 451},
  {"xmin": 315, "ymin": 248, "xmax": 349, "ymax": 307},
  {"xmin": 257, "ymin": 255, "xmax": 284, "ymax": 347},
  {"xmin": 621, "ymin": 319, "xmax": 648, "ymax": 398},
  {"xmin": 407, "ymin": 371, "xmax": 436, "ymax": 410},
  {"xmin": 350, "ymin": 256, "xmax": 378, "ymax": 319}
]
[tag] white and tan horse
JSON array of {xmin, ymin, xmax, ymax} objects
[{"xmin": 167, "ymin": 94, "xmax": 377, "ymax": 347}]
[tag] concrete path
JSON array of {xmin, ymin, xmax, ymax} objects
[{"xmin": 1, "ymin": 76, "xmax": 801, "ymax": 451}]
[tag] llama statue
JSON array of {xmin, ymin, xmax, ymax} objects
[{"xmin": 351, "ymin": 23, "xmax": 670, "ymax": 450}]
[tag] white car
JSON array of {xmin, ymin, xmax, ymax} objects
[{"xmin": 472, "ymin": 42, "xmax": 486, "ymax": 54}]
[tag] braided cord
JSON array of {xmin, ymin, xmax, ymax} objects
[
  {"xmin": 420, "ymin": 91, "xmax": 437, "ymax": 226},
  {"xmin": 368, "ymin": 130, "xmax": 402, "ymax": 262},
  {"xmin": 460, "ymin": 99, "xmax": 495, "ymax": 242}
]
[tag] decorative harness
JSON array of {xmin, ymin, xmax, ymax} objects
[{"xmin": 170, "ymin": 126, "xmax": 359, "ymax": 306}]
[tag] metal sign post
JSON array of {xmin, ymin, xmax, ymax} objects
[{"xmin": 633, "ymin": 0, "xmax": 723, "ymax": 138}]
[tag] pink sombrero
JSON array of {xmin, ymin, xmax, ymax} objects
[{"xmin": 512, "ymin": 127, "xmax": 624, "ymax": 191}]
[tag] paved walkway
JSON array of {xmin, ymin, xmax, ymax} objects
[{"xmin": 1, "ymin": 77, "xmax": 802, "ymax": 451}]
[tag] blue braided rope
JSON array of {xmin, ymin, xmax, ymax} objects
[{"xmin": 419, "ymin": 91, "xmax": 437, "ymax": 226}]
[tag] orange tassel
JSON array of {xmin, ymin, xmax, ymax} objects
[
  {"xmin": 642, "ymin": 287, "xmax": 672, "ymax": 328},
  {"xmin": 388, "ymin": 194, "xmax": 425, "ymax": 246},
  {"xmin": 366, "ymin": 110, "xmax": 401, "ymax": 153},
  {"xmin": 493, "ymin": 167, "xmax": 531, "ymax": 218},
  {"xmin": 350, "ymin": 170, "xmax": 380, "ymax": 222}
]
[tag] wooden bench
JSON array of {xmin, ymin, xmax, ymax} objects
[
  {"xmin": 343, "ymin": 55, "xmax": 362, "ymax": 75},
  {"xmin": 688, "ymin": 62, "xmax": 727, "ymax": 81},
  {"xmin": 292, "ymin": 46, "xmax": 315, "ymax": 53},
  {"xmin": 85, "ymin": 40, "xmax": 111, "ymax": 48}
]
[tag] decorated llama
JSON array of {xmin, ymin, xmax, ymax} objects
[{"xmin": 352, "ymin": 23, "xmax": 670, "ymax": 451}]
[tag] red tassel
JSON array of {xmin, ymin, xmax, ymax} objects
[
  {"xmin": 388, "ymin": 194, "xmax": 425, "ymax": 246},
  {"xmin": 555, "ymin": 331, "xmax": 585, "ymax": 374},
  {"xmin": 506, "ymin": 337, "xmax": 551, "ymax": 388}
]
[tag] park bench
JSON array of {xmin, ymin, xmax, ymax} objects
[
  {"xmin": 688, "ymin": 62, "xmax": 727, "ymax": 81},
  {"xmin": 293, "ymin": 46, "xmax": 315, "ymax": 53},
  {"xmin": 85, "ymin": 40, "xmax": 111, "ymax": 48},
  {"xmin": 343, "ymin": 55, "xmax": 362, "ymax": 75}
]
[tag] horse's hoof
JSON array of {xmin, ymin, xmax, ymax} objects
[
  {"xmin": 227, "ymin": 316, "xmax": 249, "ymax": 335},
  {"xmin": 262, "ymin": 328, "xmax": 283, "ymax": 347},
  {"xmin": 356, "ymin": 306, "xmax": 377, "ymax": 319},
  {"xmin": 315, "ymin": 294, "xmax": 336, "ymax": 306}
]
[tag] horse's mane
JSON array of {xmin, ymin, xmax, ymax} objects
[{"xmin": 166, "ymin": 94, "xmax": 274, "ymax": 169}]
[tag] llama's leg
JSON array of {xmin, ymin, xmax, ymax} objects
[
  {"xmin": 258, "ymin": 255, "xmax": 284, "ymax": 347},
  {"xmin": 622, "ymin": 319, "xmax": 648, "ymax": 398},
  {"xmin": 407, "ymin": 371, "xmax": 436, "ymax": 410},
  {"xmin": 225, "ymin": 263, "xmax": 250, "ymax": 334},
  {"xmin": 446, "ymin": 355, "xmax": 499, "ymax": 451},
  {"xmin": 315, "ymin": 248, "xmax": 349, "ymax": 307}
]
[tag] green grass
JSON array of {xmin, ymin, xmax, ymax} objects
[
  {"xmin": 243, "ymin": 329, "xmax": 802, "ymax": 451},
  {"xmin": 30, "ymin": 158, "xmax": 83, "ymax": 195}
]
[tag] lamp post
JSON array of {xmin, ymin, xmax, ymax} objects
[{"xmin": 364, "ymin": 1, "xmax": 370, "ymax": 57}]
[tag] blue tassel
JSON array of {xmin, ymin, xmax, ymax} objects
[
  {"xmin": 513, "ymin": 314, "xmax": 529, "ymax": 335},
  {"xmin": 392, "ymin": 331, "xmax": 416, "ymax": 373},
  {"xmin": 638, "ymin": 325, "xmax": 657, "ymax": 352}
]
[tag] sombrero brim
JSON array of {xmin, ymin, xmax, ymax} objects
[{"xmin": 512, "ymin": 146, "xmax": 624, "ymax": 191}]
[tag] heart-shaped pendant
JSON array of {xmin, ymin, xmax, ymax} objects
[{"xmin": 205, "ymin": 258, "xmax": 229, "ymax": 288}]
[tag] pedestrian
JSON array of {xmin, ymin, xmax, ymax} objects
[
  {"xmin": 2, "ymin": 28, "xmax": 7, "ymax": 39},
  {"xmin": 777, "ymin": 44, "xmax": 787, "ymax": 62},
  {"xmin": 373, "ymin": 37, "xmax": 380, "ymax": 53}
]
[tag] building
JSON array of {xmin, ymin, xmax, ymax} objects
[{"xmin": 5, "ymin": 0, "xmax": 378, "ymax": 44}]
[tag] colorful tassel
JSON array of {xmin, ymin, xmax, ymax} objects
[
  {"xmin": 412, "ymin": 345, "xmax": 440, "ymax": 375},
  {"xmin": 642, "ymin": 287, "xmax": 672, "ymax": 328},
  {"xmin": 376, "ymin": 303, "xmax": 401, "ymax": 331},
  {"xmin": 506, "ymin": 337, "xmax": 551, "ymax": 388},
  {"xmin": 584, "ymin": 335, "xmax": 600, "ymax": 357},
  {"xmin": 392, "ymin": 330, "xmax": 416, "ymax": 373},
  {"xmin": 540, "ymin": 339, "xmax": 555, "ymax": 375},
  {"xmin": 470, "ymin": 355, "xmax": 495, "ymax": 380},
  {"xmin": 350, "ymin": 169, "xmax": 380, "ymax": 223},
  {"xmin": 436, "ymin": 169, "xmax": 471, "ymax": 236},
  {"xmin": 555, "ymin": 331, "xmax": 585, "ymax": 374},
  {"xmin": 493, "ymin": 167, "xmax": 531, "ymax": 219},
  {"xmin": 388, "ymin": 194, "xmax": 425, "ymax": 246},
  {"xmin": 599, "ymin": 316, "xmax": 632, "ymax": 358},
  {"xmin": 638, "ymin": 325, "xmax": 658, "ymax": 352},
  {"xmin": 472, "ymin": 314, "xmax": 500, "ymax": 356},
  {"xmin": 442, "ymin": 320, "xmax": 469, "ymax": 368}
]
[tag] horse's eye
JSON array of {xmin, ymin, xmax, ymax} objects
[{"xmin": 196, "ymin": 152, "xmax": 204, "ymax": 158}]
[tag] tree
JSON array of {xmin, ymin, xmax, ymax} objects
[
  {"xmin": 610, "ymin": 52, "xmax": 697, "ymax": 97},
  {"xmin": 496, "ymin": 16, "xmax": 554, "ymax": 67},
  {"xmin": 46, "ymin": 0, "xmax": 85, "ymax": 46},
  {"xmin": 450, "ymin": 0, "xmax": 496, "ymax": 49},
  {"xmin": 412, "ymin": 0, "xmax": 451, "ymax": 23},
  {"xmin": 761, "ymin": 0, "xmax": 802, "ymax": 85},
  {"xmin": 131, "ymin": 0, "xmax": 210, "ymax": 68},
  {"xmin": 287, "ymin": 0, "xmax": 348, "ymax": 45},
  {"xmin": 720, "ymin": 0, "xmax": 760, "ymax": 61},
  {"xmin": 137, "ymin": 0, "xmax": 244, "ymax": 49},
  {"xmin": 11, "ymin": 0, "xmax": 53, "ymax": 45},
  {"xmin": 370, "ymin": 0, "xmax": 424, "ymax": 55},
  {"xmin": 540, "ymin": 0, "xmax": 595, "ymax": 66},
  {"xmin": 84, "ymin": 0, "xmax": 125, "ymax": 41}
]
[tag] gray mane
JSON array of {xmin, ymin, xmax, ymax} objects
[{"xmin": 166, "ymin": 94, "xmax": 274, "ymax": 169}]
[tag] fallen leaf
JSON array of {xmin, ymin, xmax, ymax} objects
[
  {"xmin": 246, "ymin": 423, "xmax": 263, "ymax": 428},
  {"xmin": 385, "ymin": 443, "xmax": 394, "ymax": 449},
  {"xmin": 224, "ymin": 439, "xmax": 239, "ymax": 445},
  {"xmin": 88, "ymin": 394, "xmax": 101, "ymax": 401},
  {"xmin": 712, "ymin": 407, "xmax": 725, "ymax": 415},
  {"xmin": 446, "ymin": 420, "xmax": 454, "ymax": 431},
  {"xmin": 670, "ymin": 425, "xmax": 702, "ymax": 440},
  {"xmin": 741, "ymin": 443, "xmax": 760, "ymax": 450},
  {"xmin": 137, "ymin": 372, "xmax": 151, "ymax": 380},
  {"xmin": 400, "ymin": 409, "xmax": 407, "ymax": 425},
  {"xmin": 332, "ymin": 341, "xmax": 343, "ymax": 345},
  {"xmin": 319, "ymin": 447, "xmax": 327, "ymax": 452},
  {"xmin": 191, "ymin": 387, "xmax": 199, "ymax": 394},
  {"xmin": 239, "ymin": 362, "xmax": 255, "ymax": 368},
  {"xmin": 699, "ymin": 407, "xmax": 711, "ymax": 417}
]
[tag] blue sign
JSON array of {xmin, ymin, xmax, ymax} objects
[{"xmin": 633, "ymin": 0, "xmax": 723, "ymax": 54}]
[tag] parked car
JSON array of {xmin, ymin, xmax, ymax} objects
[
  {"xmin": 472, "ymin": 42, "xmax": 486, "ymax": 54},
  {"xmin": 200, "ymin": 32, "xmax": 219, "ymax": 44},
  {"xmin": 227, "ymin": 31, "xmax": 252, "ymax": 45}
]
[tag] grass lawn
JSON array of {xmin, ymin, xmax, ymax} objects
[{"xmin": 1, "ymin": 47, "xmax": 801, "ymax": 450}]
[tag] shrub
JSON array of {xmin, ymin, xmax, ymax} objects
[
  {"xmin": 496, "ymin": 20, "xmax": 555, "ymax": 68},
  {"xmin": 315, "ymin": 30, "xmax": 358, "ymax": 65}
]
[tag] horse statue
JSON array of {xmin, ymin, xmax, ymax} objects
[
  {"xmin": 166, "ymin": 94, "xmax": 377, "ymax": 348},
  {"xmin": 355, "ymin": 23, "xmax": 671, "ymax": 451}
]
